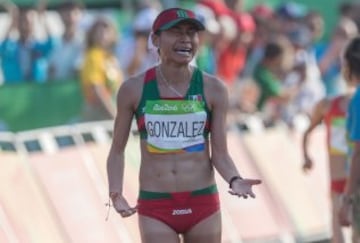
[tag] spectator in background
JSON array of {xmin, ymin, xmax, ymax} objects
[
  {"xmin": 198, "ymin": 0, "xmax": 230, "ymax": 18},
  {"xmin": 216, "ymin": 13, "xmax": 256, "ymax": 87},
  {"xmin": 80, "ymin": 17, "xmax": 123, "ymax": 121},
  {"xmin": 273, "ymin": 2, "xmax": 307, "ymax": 36},
  {"xmin": 0, "ymin": 1, "xmax": 55, "ymax": 83},
  {"xmin": 305, "ymin": 11, "xmax": 325, "ymax": 46},
  {"xmin": 214, "ymin": 14, "xmax": 237, "ymax": 57},
  {"xmin": 317, "ymin": 17, "xmax": 358, "ymax": 97},
  {"xmin": 215, "ymin": 0, "xmax": 256, "ymax": 87},
  {"xmin": 48, "ymin": 1, "xmax": 84, "ymax": 81},
  {"xmin": 281, "ymin": 24, "xmax": 325, "ymax": 126},
  {"xmin": 241, "ymin": 4, "xmax": 274, "ymax": 79},
  {"xmin": 339, "ymin": 2, "xmax": 360, "ymax": 31},
  {"xmin": 253, "ymin": 37, "xmax": 297, "ymax": 125},
  {"xmin": 303, "ymin": 11, "xmax": 326, "ymax": 111},
  {"xmin": 125, "ymin": 2, "xmax": 160, "ymax": 77},
  {"xmin": 194, "ymin": 3, "xmax": 220, "ymax": 75},
  {"xmin": 197, "ymin": 0, "xmax": 234, "ymax": 55},
  {"xmin": 339, "ymin": 2, "xmax": 357, "ymax": 19}
]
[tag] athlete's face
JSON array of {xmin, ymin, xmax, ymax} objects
[{"xmin": 154, "ymin": 22, "xmax": 200, "ymax": 65}]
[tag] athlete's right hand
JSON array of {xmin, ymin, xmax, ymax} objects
[{"xmin": 111, "ymin": 194, "xmax": 137, "ymax": 218}]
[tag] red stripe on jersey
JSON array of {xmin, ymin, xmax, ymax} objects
[{"xmin": 144, "ymin": 67, "xmax": 156, "ymax": 83}]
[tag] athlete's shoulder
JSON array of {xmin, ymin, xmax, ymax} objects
[
  {"xmin": 198, "ymin": 70, "xmax": 228, "ymax": 107},
  {"xmin": 200, "ymin": 69, "xmax": 217, "ymax": 81},
  {"xmin": 200, "ymin": 70, "xmax": 225, "ymax": 86},
  {"xmin": 117, "ymin": 70, "xmax": 148, "ymax": 98},
  {"xmin": 120, "ymin": 75, "xmax": 141, "ymax": 90}
]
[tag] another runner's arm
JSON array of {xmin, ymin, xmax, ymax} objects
[
  {"xmin": 302, "ymin": 98, "xmax": 328, "ymax": 171},
  {"xmin": 107, "ymin": 77, "xmax": 138, "ymax": 195},
  {"xmin": 206, "ymin": 76, "xmax": 242, "ymax": 182}
]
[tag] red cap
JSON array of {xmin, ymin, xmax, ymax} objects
[{"xmin": 152, "ymin": 8, "xmax": 205, "ymax": 33}]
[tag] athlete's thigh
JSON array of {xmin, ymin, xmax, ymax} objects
[
  {"xmin": 138, "ymin": 215, "xmax": 180, "ymax": 243},
  {"xmin": 183, "ymin": 210, "xmax": 222, "ymax": 243}
]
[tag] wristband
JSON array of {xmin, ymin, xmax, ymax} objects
[
  {"xmin": 229, "ymin": 176, "xmax": 243, "ymax": 189},
  {"xmin": 109, "ymin": 192, "xmax": 120, "ymax": 201},
  {"xmin": 106, "ymin": 192, "xmax": 120, "ymax": 221}
]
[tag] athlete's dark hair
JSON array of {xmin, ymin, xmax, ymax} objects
[{"xmin": 344, "ymin": 35, "xmax": 360, "ymax": 79}]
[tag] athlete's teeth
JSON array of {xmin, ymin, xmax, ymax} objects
[{"xmin": 176, "ymin": 50, "xmax": 191, "ymax": 56}]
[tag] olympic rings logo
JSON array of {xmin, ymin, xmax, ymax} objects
[{"xmin": 181, "ymin": 103, "xmax": 198, "ymax": 112}]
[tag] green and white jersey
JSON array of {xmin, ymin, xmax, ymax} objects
[{"xmin": 135, "ymin": 67, "xmax": 211, "ymax": 154}]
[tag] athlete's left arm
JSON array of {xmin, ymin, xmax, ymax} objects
[
  {"xmin": 206, "ymin": 76, "xmax": 238, "ymax": 181},
  {"xmin": 206, "ymin": 75, "xmax": 261, "ymax": 198}
]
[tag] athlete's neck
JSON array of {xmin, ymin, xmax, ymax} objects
[{"xmin": 158, "ymin": 64, "xmax": 192, "ymax": 85}]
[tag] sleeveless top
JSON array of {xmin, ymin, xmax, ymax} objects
[
  {"xmin": 324, "ymin": 96, "xmax": 348, "ymax": 156},
  {"xmin": 135, "ymin": 66, "xmax": 212, "ymax": 154}
]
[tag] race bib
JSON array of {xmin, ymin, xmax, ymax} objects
[{"xmin": 144, "ymin": 100, "xmax": 207, "ymax": 153}]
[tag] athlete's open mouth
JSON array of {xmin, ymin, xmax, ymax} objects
[{"xmin": 174, "ymin": 48, "xmax": 192, "ymax": 57}]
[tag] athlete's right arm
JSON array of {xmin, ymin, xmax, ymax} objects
[
  {"xmin": 302, "ymin": 98, "xmax": 328, "ymax": 172},
  {"xmin": 106, "ymin": 76, "xmax": 142, "ymax": 217}
]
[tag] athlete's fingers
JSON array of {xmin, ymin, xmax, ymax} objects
[
  {"xmin": 114, "ymin": 204, "xmax": 134, "ymax": 214},
  {"xmin": 119, "ymin": 208, "xmax": 137, "ymax": 217},
  {"xmin": 228, "ymin": 190, "xmax": 236, "ymax": 196},
  {"xmin": 236, "ymin": 193, "xmax": 248, "ymax": 199},
  {"xmin": 120, "ymin": 211, "xmax": 130, "ymax": 217},
  {"xmin": 228, "ymin": 190, "xmax": 242, "ymax": 197},
  {"xmin": 247, "ymin": 179, "xmax": 262, "ymax": 185},
  {"xmin": 228, "ymin": 190, "xmax": 244, "ymax": 196},
  {"xmin": 228, "ymin": 190, "xmax": 254, "ymax": 199},
  {"xmin": 248, "ymin": 190, "xmax": 256, "ymax": 198}
]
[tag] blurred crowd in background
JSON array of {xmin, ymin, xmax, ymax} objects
[{"xmin": 1, "ymin": 0, "xmax": 360, "ymax": 129}]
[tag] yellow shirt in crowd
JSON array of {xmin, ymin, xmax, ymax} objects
[{"xmin": 80, "ymin": 47, "xmax": 123, "ymax": 104}]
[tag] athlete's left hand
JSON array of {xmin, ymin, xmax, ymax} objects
[{"xmin": 228, "ymin": 178, "xmax": 262, "ymax": 199}]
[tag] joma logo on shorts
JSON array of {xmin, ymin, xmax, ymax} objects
[{"xmin": 172, "ymin": 208, "xmax": 192, "ymax": 215}]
